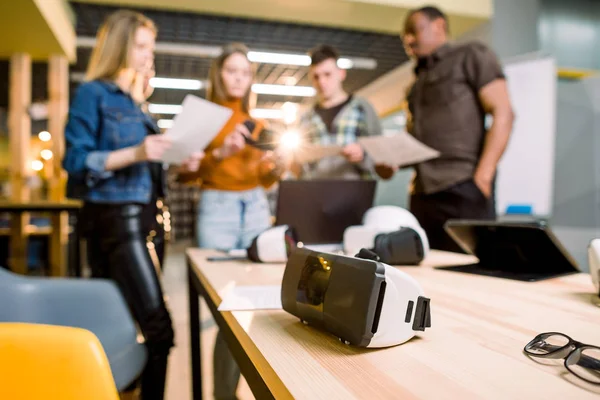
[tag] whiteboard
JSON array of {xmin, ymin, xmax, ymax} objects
[{"xmin": 496, "ymin": 55, "xmax": 557, "ymax": 216}]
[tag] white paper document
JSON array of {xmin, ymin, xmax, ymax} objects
[
  {"xmin": 358, "ymin": 132, "xmax": 440, "ymax": 167},
  {"xmin": 161, "ymin": 95, "xmax": 233, "ymax": 164},
  {"xmin": 218, "ymin": 285, "xmax": 283, "ymax": 311},
  {"xmin": 292, "ymin": 143, "xmax": 344, "ymax": 164}
]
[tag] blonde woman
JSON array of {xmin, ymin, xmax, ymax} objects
[{"xmin": 62, "ymin": 10, "xmax": 202, "ymax": 399}]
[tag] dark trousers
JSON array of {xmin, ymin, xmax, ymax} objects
[
  {"xmin": 410, "ymin": 179, "xmax": 496, "ymax": 253},
  {"xmin": 83, "ymin": 203, "xmax": 175, "ymax": 400}
]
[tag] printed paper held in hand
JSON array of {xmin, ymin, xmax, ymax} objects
[
  {"xmin": 358, "ymin": 132, "xmax": 440, "ymax": 167},
  {"xmin": 218, "ymin": 285, "xmax": 283, "ymax": 311},
  {"xmin": 292, "ymin": 143, "xmax": 344, "ymax": 164},
  {"xmin": 160, "ymin": 95, "xmax": 233, "ymax": 164}
]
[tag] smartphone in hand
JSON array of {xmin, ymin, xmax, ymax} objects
[{"xmin": 242, "ymin": 120, "xmax": 277, "ymax": 151}]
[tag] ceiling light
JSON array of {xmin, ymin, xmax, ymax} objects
[
  {"xmin": 157, "ymin": 119, "xmax": 174, "ymax": 129},
  {"xmin": 347, "ymin": 57, "xmax": 378, "ymax": 70},
  {"xmin": 38, "ymin": 131, "xmax": 51, "ymax": 142},
  {"xmin": 250, "ymin": 109, "xmax": 284, "ymax": 120},
  {"xmin": 77, "ymin": 37, "xmax": 377, "ymax": 70},
  {"xmin": 248, "ymin": 51, "xmax": 311, "ymax": 66},
  {"xmin": 150, "ymin": 77, "xmax": 204, "ymax": 90},
  {"xmin": 246, "ymin": 51, "xmax": 372, "ymax": 70},
  {"xmin": 148, "ymin": 104, "xmax": 182, "ymax": 115},
  {"xmin": 252, "ymin": 84, "xmax": 316, "ymax": 97},
  {"xmin": 337, "ymin": 58, "xmax": 354, "ymax": 69},
  {"xmin": 40, "ymin": 150, "xmax": 53, "ymax": 160}
]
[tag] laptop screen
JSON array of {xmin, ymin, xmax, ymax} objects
[{"xmin": 275, "ymin": 180, "xmax": 377, "ymax": 245}]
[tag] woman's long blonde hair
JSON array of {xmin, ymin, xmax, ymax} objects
[
  {"xmin": 86, "ymin": 10, "xmax": 156, "ymax": 81},
  {"xmin": 207, "ymin": 43, "xmax": 256, "ymax": 114}
]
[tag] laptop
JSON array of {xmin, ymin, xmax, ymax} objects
[
  {"xmin": 275, "ymin": 180, "xmax": 377, "ymax": 248},
  {"xmin": 440, "ymin": 219, "xmax": 580, "ymax": 282}
]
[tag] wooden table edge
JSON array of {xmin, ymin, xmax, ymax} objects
[
  {"xmin": 0, "ymin": 200, "xmax": 83, "ymax": 208},
  {"xmin": 187, "ymin": 250, "xmax": 294, "ymax": 400}
]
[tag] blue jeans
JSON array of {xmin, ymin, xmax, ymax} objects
[
  {"xmin": 196, "ymin": 187, "xmax": 271, "ymax": 400},
  {"xmin": 196, "ymin": 187, "xmax": 272, "ymax": 250}
]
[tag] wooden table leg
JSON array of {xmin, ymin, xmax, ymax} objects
[
  {"xmin": 8, "ymin": 211, "xmax": 28, "ymax": 275},
  {"xmin": 73, "ymin": 212, "xmax": 82, "ymax": 277},
  {"xmin": 49, "ymin": 211, "xmax": 69, "ymax": 277},
  {"xmin": 188, "ymin": 260, "xmax": 203, "ymax": 400}
]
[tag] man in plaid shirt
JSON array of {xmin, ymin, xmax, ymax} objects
[{"xmin": 294, "ymin": 45, "xmax": 393, "ymax": 180}]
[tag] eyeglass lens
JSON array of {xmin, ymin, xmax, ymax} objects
[
  {"xmin": 566, "ymin": 347, "xmax": 600, "ymax": 384},
  {"xmin": 526, "ymin": 333, "xmax": 570, "ymax": 356}
]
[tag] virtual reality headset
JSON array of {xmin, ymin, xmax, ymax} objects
[
  {"xmin": 281, "ymin": 247, "xmax": 431, "ymax": 348},
  {"xmin": 344, "ymin": 206, "xmax": 429, "ymax": 265},
  {"xmin": 344, "ymin": 226, "xmax": 427, "ymax": 265},
  {"xmin": 247, "ymin": 225, "xmax": 300, "ymax": 263}
]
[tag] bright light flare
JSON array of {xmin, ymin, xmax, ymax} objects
[{"xmin": 279, "ymin": 130, "xmax": 301, "ymax": 150}]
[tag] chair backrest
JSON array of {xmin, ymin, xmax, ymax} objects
[
  {"xmin": 0, "ymin": 266, "xmax": 20, "ymax": 280},
  {"xmin": 0, "ymin": 323, "xmax": 119, "ymax": 400},
  {"xmin": 0, "ymin": 268, "xmax": 126, "ymax": 328},
  {"xmin": 0, "ymin": 267, "xmax": 49, "ymax": 322}
]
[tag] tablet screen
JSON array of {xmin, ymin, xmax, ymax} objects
[{"xmin": 444, "ymin": 221, "xmax": 579, "ymax": 275}]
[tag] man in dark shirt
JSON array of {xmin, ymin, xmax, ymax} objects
[
  {"xmin": 294, "ymin": 45, "xmax": 385, "ymax": 179},
  {"xmin": 403, "ymin": 6, "xmax": 514, "ymax": 252}
]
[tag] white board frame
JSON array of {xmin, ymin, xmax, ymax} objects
[{"xmin": 496, "ymin": 53, "xmax": 557, "ymax": 216}]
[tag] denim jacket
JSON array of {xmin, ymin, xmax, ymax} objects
[{"xmin": 63, "ymin": 80, "xmax": 163, "ymax": 204}]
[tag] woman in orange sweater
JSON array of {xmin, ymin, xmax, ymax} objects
[
  {"xmin": 186, "ymin": 42, "xmax": 283, "ymax": 250},
  {"xmin": 181, "ymin": 43, "xmax": 284, "ymax": 399}
]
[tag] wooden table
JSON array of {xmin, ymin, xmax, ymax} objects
[
  {"xmin": 187, "ymin": 249, "xmax": 600, "ymax": 400},
  {"xmin": 0, "ymin": 200, "xmax": 83, "ymax": 276}
]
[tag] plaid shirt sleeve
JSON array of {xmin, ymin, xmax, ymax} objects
[
  {"xmin": 337, "ymin": 104, "xmax": 376, "ymax": 177},
  {"xmin": 333, "ymin": 104, "xmax": 364, "ymax": 145}
]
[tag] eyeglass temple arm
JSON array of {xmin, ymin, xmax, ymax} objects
[
  {"xmin": 576, "ymin": 352, "xmax": 600, "ymax": 372},
  {"xmin": 533, "ymin": 343, "xmax": 600, "ymax": 369}
]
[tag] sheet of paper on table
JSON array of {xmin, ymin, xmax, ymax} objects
[
  {"xmin": 218, "ymin": 285, "xmax": 283, "ymax": 311},
  {"xmin": 358, "ymin": 132, "xmax": 440, "ymax": 167},
  {"xmin": 160, "ymin": 95, "xmax": 233, "ymax": 164}
]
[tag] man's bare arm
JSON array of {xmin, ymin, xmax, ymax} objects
[{"xmin": 474, "ymin": 78, "xmax": 515, "ymax": 197}]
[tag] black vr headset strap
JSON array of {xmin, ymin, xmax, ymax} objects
[
  {"xmin": 372, "ymin": 228, "xmax": 424, "ymax": 265},
  {"xmin": 247, "ymin": 235, "xmax": 261, "ymax": 263},
  {"xmin": 355, "ymin": 248, "xmax": 380, "ymax": 261}
]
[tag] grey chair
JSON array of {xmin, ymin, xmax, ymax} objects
[{"xmin": 0, "ymin": 267, "xmax": 147, "ymax": 392}]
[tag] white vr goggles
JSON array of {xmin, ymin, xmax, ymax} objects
[
  {"xmin": 281, "ymin": 247, "xmax": 431, "ymax": 348},
  {"xmin": 247, "ymin": 225, "xmax": 300, "ymax": 263},
  {"xmin": 344, "ymin": 206, "xmax": 430, "ymax": 265}
]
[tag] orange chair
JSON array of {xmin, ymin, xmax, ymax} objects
[{"xmin": 0, "ymin": 323, "xmax": 119, "ymax": 400}]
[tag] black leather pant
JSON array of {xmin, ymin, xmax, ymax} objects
[{"xmin": 83, "ymin": 202, "xmax": 175, "ymax": 400}]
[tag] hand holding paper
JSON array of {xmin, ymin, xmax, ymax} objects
[
  {"xmin": 160, "ymin": 95, "xmax": 233, "ymax": 164},
  {"xmin": 291, "ymin": 143, "xmax": 344, "ymax": 164},
  {"xmin": 342, "ymin": 143, "xmax": 365, "ymax": 163},
  {"xmin": 358, "ymin": 132, "xmax": 440, "ymax": 168},
  {"xmin": 179, "ymin": 151, "xmax": 205, "ymax": 172},
  {"xmin": 135, "ymin": 134, "xmax": 172, "ymax": 162}
]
